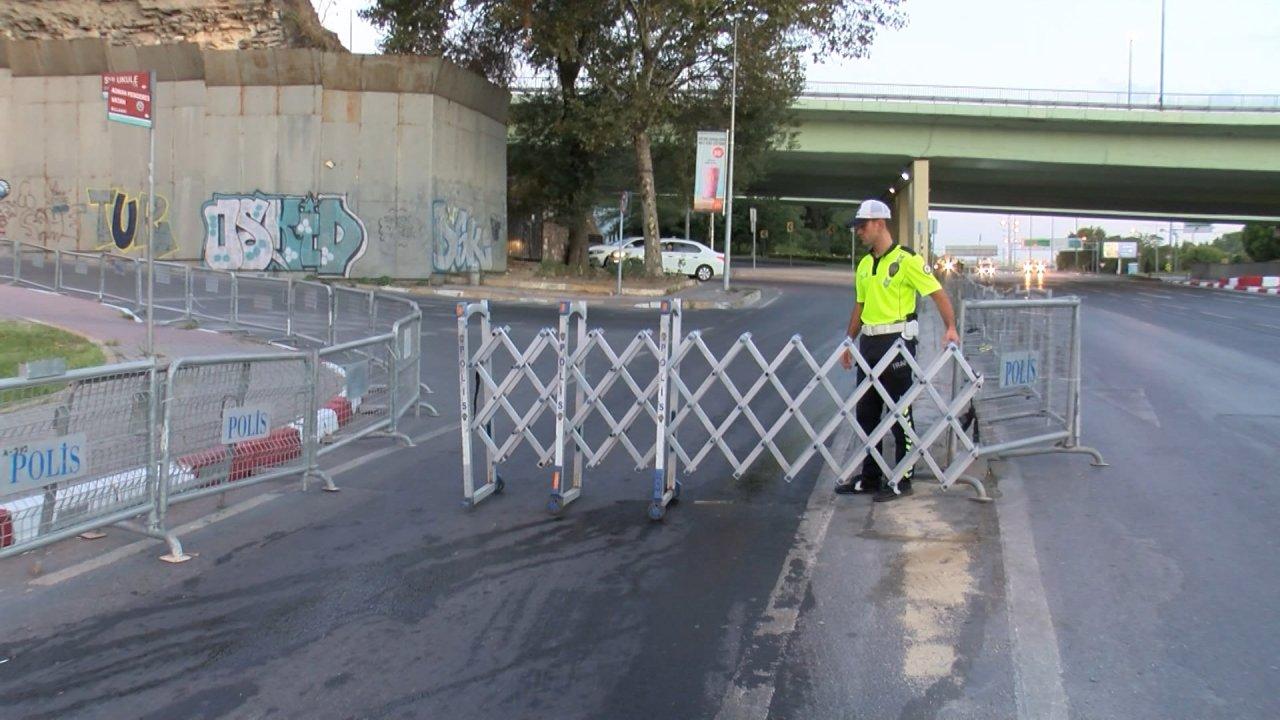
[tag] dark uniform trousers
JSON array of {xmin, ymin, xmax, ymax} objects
[{"xmin": 855, "ymin": 332, "xmax": 917, "ymax": 488}]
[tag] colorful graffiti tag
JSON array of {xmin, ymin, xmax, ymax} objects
[
  {"xmin": 432, "ymin": 200, "xmax": 498, "ymax": 273},
  {"xmin": 86, "ymin": 187, "xmax": 175, "ymax": 256},
  {"xmin": 202, "ymin": 192, "xmax": 368, "ymax": 275}
]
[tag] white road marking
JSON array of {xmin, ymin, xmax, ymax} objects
[
  {"xmin": 996, "ymin": 459, "xmax": 1070, "ymax": 720},
  {"xmin": 28, "ymin": 425, "xmax": 457, "ymax": 586},
  {"xmin": 715, "ymin": 425, "xmax": 853, "ymax": 720},
  {"xmin": 1254, "ymin": 323, "xmax": 1280, "ymax": 331},
  {"xmin": 1137, "ymin": 291, "xmax": 1175, "ymax": 299},
  {"xmin": 1198, "ymin": 311, "xmax": 1233, "ymax": 320}
]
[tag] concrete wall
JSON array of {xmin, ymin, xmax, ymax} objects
[{"xmin": 0, "ymin": 39, "xmax": 508, "ymax": 278}]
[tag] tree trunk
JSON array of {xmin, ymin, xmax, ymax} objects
[
  {"xmin": 567, "ymin": 210, "xmax": 590, "ymax": 268},
  {"xmin": 633, "ymin": 128, "xmax": 662, "ymax": 275}
]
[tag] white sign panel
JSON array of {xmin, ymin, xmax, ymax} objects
[
  {"xmin": 1000, "ymin": 351, "xmax": 1039, "ymax": 388},
  {"xmin": 1103, "ymin": 241, "xmax": 1138, "ymax": 259},
  {"xmin": 220, "ymin": 404, "xmax": 271, "ymax": 445},
  {"xmin": 944, "ymin": 244, "xmax": 999, "ymax": 257},
  {"xmin": 3, "ymin": 433, "xmax": 89, "ymax": 495}
]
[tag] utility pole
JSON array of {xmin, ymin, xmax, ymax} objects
[{"xmin": 722, "ymin": 22, "xmax": 738, "ymax": 291}]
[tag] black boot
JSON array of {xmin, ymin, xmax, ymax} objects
[
  {"xmin": 835, "ymin": 475, "xmax": 882, "ymax": 495},
  {"xmin": 872, "ymin": 480, "xmax": 913, "ymax": 503}
]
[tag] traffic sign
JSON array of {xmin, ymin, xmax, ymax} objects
[
  {"xmin": 749, "ymin": 207, "xmax": 757, "ymax": 234},
  {"xmin": 786, "ymin": 221, "xmax": 794, "ymax": 233},
  {"xmin": 103, "ymin": 72, "xmax": 153, "ymax": 128}
]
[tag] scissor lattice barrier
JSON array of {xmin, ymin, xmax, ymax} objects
[{"xmin": 458, "ymin": 299, "xmax": 989, "ymax": 520}]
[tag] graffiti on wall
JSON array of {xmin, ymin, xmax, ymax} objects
[
  {"xmin": 86, "ymin": 187, "xmax": 176, "ymax": 257},
  {"xmin": 202, "ymin": 192, "xmax": 368, "ymax": 275},
  {"xmin": 0, "ymin": 179, "xmax": 81, "ymax": 247},
  {"xmin": 432, "ymin": 200, "xmax": 498, "ymax": 273}
]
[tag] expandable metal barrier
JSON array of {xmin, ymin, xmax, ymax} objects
[{"xmin": 458, "ymin": 298, "xmax": 990, "ymax": 520}]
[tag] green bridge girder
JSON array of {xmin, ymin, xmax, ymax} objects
[{"xmin": 754, "ymin": 98, "xmax": 1280, "ymax": 221}]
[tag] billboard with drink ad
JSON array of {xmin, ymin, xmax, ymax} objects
[{"xmin": 693, "ymin": 130, "xmax": 728, "ymax": 213}]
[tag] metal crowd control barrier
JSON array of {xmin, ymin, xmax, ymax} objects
[
  {"xmin": 953, "ymin": 295, "xmax": 1105, "ymax": 466},
  {"xmin": 457, "ymin": 299, "xmax": 989, "ymax": 520},
  {"xmin": 1, "ymin": 240, "xmax": 433, "ymax": 561}
]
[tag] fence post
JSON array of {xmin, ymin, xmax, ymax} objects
[
  {"xmin": 12, "ymin": 239, "xmax": 19, "ymax": 285},
  {"xmin": 1067, "ymin": 301, "xmax": 1083, "ymax": 447},
  {"xmin": 134, "ymin": 257, "xmax": 143, "ymax": 311},
  {"xmin": 327, "ymin": 286, "xmax": 337, "ymax": 346},
  {"xmin": 97, "ymin": 254, "xmax": 106, "ymax": 300},
  {"xmin": 303, "ymin": 349, "xmax": 338, "ymax": 491},
  {"xmin": 457, "ymin": 302, "xmax": 477, "ymax": 504},
  {"xmin": 285, "ymin": 276, "xmax": 295, "ymax": 339},
  {"xmin": 183, "ymin": 266, "xmax": 193, "ymax": 321},
  {"xmin": 230, "ymin": 273, "xmax": 240, "ymax": 330},
  {"xmin": 54, "ymin": 249, "xmax": 62, "ymax": 291}
]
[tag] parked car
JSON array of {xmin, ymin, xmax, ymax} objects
[
  {"xmin": 590, "ymin": 237, "xmax": 725, "ymax": 281},
  {"xmin": 588, "ymin": 237, "xmax": 644, "ymax": 267},
  {"xmin": 658, "ymin": 239, "xmax": 724, "ymax": 281}
]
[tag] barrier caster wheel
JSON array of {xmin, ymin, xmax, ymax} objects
[
  {"xmin": 648, "ymin": 502, "xmax": 666, "ymax": 521},
  {"xmin": 493, "ymin": 475, "xmax": 505, "ymax": 494},
  {"xmin": 547, "ymin": 495, "xmax": 564, "ymax": 516},
  {"xmin": 670, "ymin": 481, "xmax": 682, "ymax": 504}
]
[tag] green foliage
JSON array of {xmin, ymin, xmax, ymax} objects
[
  {"xmin": 1240, "ymin": 223, "xmax": 1280, "ymax": 262},
  {"xmin": 1179, "ymin": 244, "xmax": 1227, "ymax": 266},
  {"xmin": 0, "ymin": 320, "xmax": 106, "ymax": 381}
]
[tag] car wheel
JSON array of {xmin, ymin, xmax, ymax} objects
[{"xmin": 695, "ymin": 264, "xmax": 713, "ymax": 282}]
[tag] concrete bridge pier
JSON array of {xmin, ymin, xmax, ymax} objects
[{"xmin": 892, "ymin": 158, "xmax": 932, "ymax": 263}]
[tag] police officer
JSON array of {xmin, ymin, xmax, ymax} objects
[{"xmin": 835, "ymin": 199, "xmax": 959, "ymax": 502}]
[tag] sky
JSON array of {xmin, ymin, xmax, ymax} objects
[{"xmin": 312, "ymin": 0, "xmax": 1279, "ymax": 257}]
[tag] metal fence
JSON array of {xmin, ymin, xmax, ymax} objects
[
  {"xmin": 951, "ymin": 293, "xmax": 1105, "ymax": 467},
  {"xmin": 1, "ymin": 240, "xmax": 430, "ymax": 561},
  {"xmin": 458, "ymin": 299, "xmax": 988, "ymax": 520}
]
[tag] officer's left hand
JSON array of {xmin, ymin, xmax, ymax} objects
[{"xmin": 943, "ymin": 326, "xmax": 960, "ymax": 347}]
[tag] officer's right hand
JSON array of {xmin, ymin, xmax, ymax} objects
[{"xmin": 840, "ymin": 347, "xmax": 853, "ymax": 370}]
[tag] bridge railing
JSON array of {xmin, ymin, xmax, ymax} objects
[{"xmin": 800, "ymin": 81, "xmax": 1280, "ymax": 112}]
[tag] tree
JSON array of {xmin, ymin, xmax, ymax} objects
[
  {"xmin": 1179, "ymin": 244, "xmax": 1226, "ymax": 267},
  {"xmin": 1240, "ymin": 223, "xmax": 1280, "ymax": 262},
  {"xmin": 367, "ymin": 0, "xmax": 904, "ymax": 275},
  {"xmin": 363, "ymin": 0, "xmax": 622, "ymax": 269},
  {"xmin": 588, "ymin": 1, "xmax": 904, "ymax": 274}
]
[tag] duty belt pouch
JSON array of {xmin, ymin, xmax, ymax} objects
[{"xmin": 903, "ymin": 320, "xmax": 920, "ymax": 340}]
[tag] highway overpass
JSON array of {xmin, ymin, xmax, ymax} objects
[{"xmin": 752, "ymin": 84, "xmax": 1280, "ymax": 257}]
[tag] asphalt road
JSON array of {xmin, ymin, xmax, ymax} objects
[{"xmin": 0, "ymin": 269, "xmax": 1276, "ymax": 719}]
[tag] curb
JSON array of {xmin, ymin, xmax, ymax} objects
[
  {"xmin": 1164, "ymin": 278, "xmax": 1280, "ymax": 295},
  {"xmin": 370, "ymin": 283, "xmax": 768, "ymax": 311}
]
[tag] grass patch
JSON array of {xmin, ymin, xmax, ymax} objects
[{"xmin": 0, "ymin": 320, "xmax": 107, "ymax": 381}]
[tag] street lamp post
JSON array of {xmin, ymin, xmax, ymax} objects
[
  {"xmin": 1159, "ymin": 0, "xmax": 1167, "ymax": 109},
  {"xmin": 722, "ymin": 22, "xmax": 738, "ymax": 291}
]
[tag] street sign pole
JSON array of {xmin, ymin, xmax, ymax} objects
[
  {"xmin": 749, "ymin": 207, "xmax": 757, "ymax": 269},
  {"xmin": 146, "ymin": 70, "xmax": 156, "ymax": 358}
]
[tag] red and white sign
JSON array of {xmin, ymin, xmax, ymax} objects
[{"xmin": 102, "ymin": 72, "xmax": 153, "ymax": 128}]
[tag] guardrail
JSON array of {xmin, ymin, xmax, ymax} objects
[
  {"xmin": 508, "ymin": 76, "xmax": 1280, "ymax": 113},
  {"xmin": 801, "ymin": 81, "xmax": 1280, "ymax": 112},
  {"xmin": 0, "ymin": 240, "xmax": 431, "ymax": 562}
]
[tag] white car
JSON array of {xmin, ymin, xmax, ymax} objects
[
  {"xmin": 588, "ymin": 237, "xmax": 644, "ymax": 267},
  {"xmin": 659, "ymin": 239, "xmax": 724, "ymax": 281},
  {"xmin": 590, "ymin": 238, "xmax": 725, "ymax": 281}
]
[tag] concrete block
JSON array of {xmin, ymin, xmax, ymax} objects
[
  {"xmin": 398, "ymin": 92, "xmax": 433, "ymax": 126},
  {"xmin": 360, "ymin": 91, "xmax": 398, "ymax": 129},
  {"xmin": 135, "ymin": 43, "xmax": 204, "ymax": 82},
  {"xmin": 202, "ymin": 117, "xmax": 244, "ymax": 190},
  {"xmin": 171, "ymin": 80, "xmax": 206, "ymax": 109},
  {"xmin": 279, "ymin": 85, "xmax": 319, "ymax": 116},
  {"xmin": 205, "ymin": 86, "xmax": 241, "ymax": 117},
  {"xmin": 202, "ymin": 51, "xmax": 241, "ymax": 86},
  {"xmin": 320, "ymin": 52, "xmax": 362, "ymax": 93},
  {"xmin": 319, "ymin": 121, "xmax": 360, "ymax": 191},
  {"xmin": 235, "ymin": 49, "xmax": 279, "ymax": 87},
  {"xmin": 277, "ymin": 114, "xmax": 321, "ymax": 192},
  {"xmin": 270, "ymin": 49, "xmax": 322, "ymax": 86},
  {"xmin": 42, "ymin": 74, "xmax": 77, "ymax": 104},
  {"xmin": 357, "ymin": 120, "xmax": 398, "ymax": 202},
  {"xmin": 239, "ymin": 115, "xmax": 281, "ymax": 189},
  {"xmin": 241, "ymin": 85, "xmax": 278, "ymax": 117},
  {"xmin": 321, "ymin": 89, "xmax": 361, "ymax": 124}
]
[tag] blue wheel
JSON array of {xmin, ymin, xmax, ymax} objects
[
  {"xmin": 648, "ymin": 502, "xmax": 666, "ymax": 521},
  {"xmin": 671, "ymin": 480, "xmax": 682, "ymax": 503},
  {"xmin": 493, "ymin": 475, "xmax": 505, "ymax": 494},
  {"xmin": 547, "ymin": 495, "xmax": 564, "ymax": 516}
]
